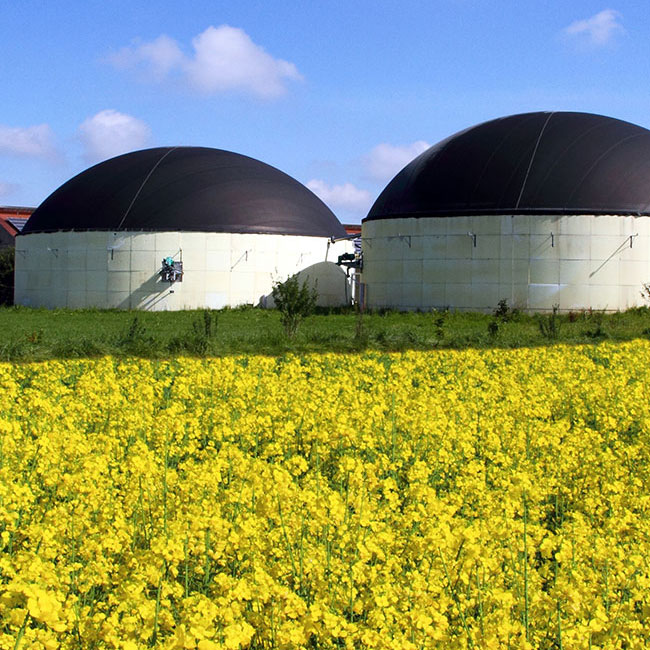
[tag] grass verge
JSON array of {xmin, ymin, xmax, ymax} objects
[{"xmin": 2, "ymin": 304, "xmax": 650, "ymax": 361}]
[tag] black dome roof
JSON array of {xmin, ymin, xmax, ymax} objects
[
  {"xmin": 365, "ymin": 111, "xmax": 650, "ymax": 221},
  {"xmin": 23, "ymin": 147, "xmax": 346, "ymax": 237}
]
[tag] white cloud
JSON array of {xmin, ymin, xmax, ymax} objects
[
  {"xmin": 0, "ymin": 124, "xmax": 57, "ymax": 159},
  {"xmin": 108, "ymin": 25, "xmax": 302, "ymax": 99},
  {"xmin": 187, "ymin": 26, "xmax": 302, "ymax": 97},
  {"xmin": 363, "ymin": 141, "xmax": 430, "ymax": 182},
  {"xmin": 563, "ymin": 9, "xmax": 624, "ymax": 47},
  {"xmin": 0, "ymin": 181, "xmax": 18, "ymax": 198},
  {"xmin": 79, "ymin": 110, "xmax": 151, "ymax": 164},
  {"xmin": 307, "ymin": 179, "xmax": 373, "ymax": 214},
  {"xmin": 109, "ymin": 35, "xmax": 184, "ymax": 79}
]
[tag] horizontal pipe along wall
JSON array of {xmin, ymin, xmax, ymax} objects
[
  {"xmin": 14, "ymin": 231, "xmax": 354, "ymax": 310},
  {"xmin": 360, "ymin": 215, "xmax": 650, "ymax": 312}
]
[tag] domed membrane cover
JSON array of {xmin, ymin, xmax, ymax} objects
[
  {"xmin": 366, "ymin": 111, "xmax": 650, "ymax": 220},
  {"xmin": 23, "ymin": 147, "xmax": 346, "ymax": 238}
]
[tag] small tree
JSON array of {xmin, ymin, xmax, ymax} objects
[
  {"xmin": 271, "ymin": 274, "xmax": 317, "ymax": 338},
  {"xmin": 0, "ymin": 247, "xmax": 15, "ymax": 306}
]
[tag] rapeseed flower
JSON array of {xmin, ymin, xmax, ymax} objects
[{"xmin": 0, "ymin": 343, "xmax": 649, "ymax": 647}]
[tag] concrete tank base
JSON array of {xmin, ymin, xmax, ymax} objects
[
  {"xmin": 361, "ymin": 214, "xmax": 650, "ymax": 313},
  {"xmin": 15, "ymin": 230, "xmax": 353, "ymax": 310}
]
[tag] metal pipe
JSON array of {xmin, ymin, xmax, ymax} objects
[{"xmin": 329, "ymin": 233, "xmax": 360, "ymax": 243}]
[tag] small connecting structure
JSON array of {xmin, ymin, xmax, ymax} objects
[{"xmin": 336, "ymin": 251, "xmax": 363, "ymax": 273}]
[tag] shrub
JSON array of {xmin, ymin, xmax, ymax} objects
[
  {"xmin": 168, "ymin": 309, "xmax": 218, "ymax": 356},
  {"xmin": 119, "ymin": 315, "xmax": 149, "ymax": 344},
  {"xmin": 193, "ymin": 309, "xmax": 218, "ymax": 339},
  {"xmin": 584, "ymin": 309, "xmax": 608, "ymax": 339},
  {"xmin": 271, "ymin": 275, "xmax": 317, "ymax": 338},
  {"xmin": 487, "ymin": 319, "xmax": 500, "ymax": 337},
  {"xmin": 493, "ymin": 298, "xmax": 521, "ymax": 322},
  {"xmin": 493, "ymin": 298, "xmax": 510, "ymax": 321},
  {"xmin": 117, "ymin": 315, "xmax": 156, "ymax": 355},
  {"xmin": 538, "ymin": 304, "xmax": 560, "ymax": 339},
  {"xmin": 489, "ymin": 298, "xmax": 517, "ymax": 337},
  {"xmin": 0, "ymin": 247, "xmax": 15, "ymax": 306},
  {"xmin": 433, "ymin": 309, "xmax": 447, "ymax": 340}
]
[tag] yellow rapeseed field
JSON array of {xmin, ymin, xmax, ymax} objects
[{"xmin": 1, "ymin": 342, "xmax": 650, "ymax": 649}]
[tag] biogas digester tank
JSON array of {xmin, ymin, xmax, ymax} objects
[
  {"xmin": 16, "ymin": 147, "xmax": 351, "ymax": 310},
  {"xmin": 361, "ymin": 112, "xmax": 650, "ymax": 312}
]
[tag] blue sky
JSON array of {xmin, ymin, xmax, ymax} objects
[{"xmin": 2, "ymin": 1, "xmax": 649, "ymax": 223}]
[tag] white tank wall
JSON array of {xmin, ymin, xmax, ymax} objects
[
  {"xmin": 361, "ymin": 214, "xmax": 650, "ymax": 312},
  {"xmin": 15, "ymin": 231, "xmax": 353, "ymax": 310}
]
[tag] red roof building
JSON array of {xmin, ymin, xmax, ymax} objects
[
  {"xmin": 343, "ymin": 223, "xmax": 361, "ymax": 236},
  {"xmin": 0, "ymin": 206, "xmax": 34, "ymax": 248}
]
